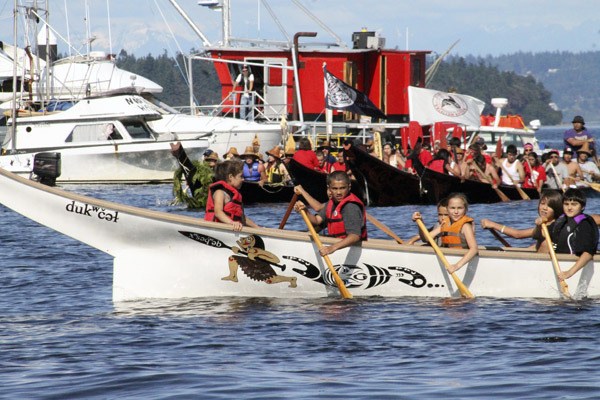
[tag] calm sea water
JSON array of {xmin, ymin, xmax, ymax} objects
[{"xmin": 2, "ymin": 126, "xmax": 600, "ymax": 399}]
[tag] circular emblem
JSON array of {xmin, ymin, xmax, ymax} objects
[{"xmin": 432, "ymin": 93, "xmax": 468, "ymax": 117}]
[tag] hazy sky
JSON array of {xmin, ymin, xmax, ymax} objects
[{"xmin": 3, "ymin": 0, "xmax": 600, "ymax": 57}]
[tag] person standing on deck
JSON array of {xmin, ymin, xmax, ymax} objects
[
  {"xmin": 564, "ymin": 115, "xmax": 595, "ymax": 154},
  {"xmin": 497, "ymin": 144, "xmax": 525, "ymax": 187},
  {"xmin": 233, "ymin": 65, "xmax": 255, "ymax": 121}
]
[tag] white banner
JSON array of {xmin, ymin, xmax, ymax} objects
[{"xmin": 408, "ymin": 86, "xmax": 485, "ymax": 127}]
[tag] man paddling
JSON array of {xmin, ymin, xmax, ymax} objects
[{"xmin": 294, "ymin": 171, "xmax": 367, "ymax": 256}]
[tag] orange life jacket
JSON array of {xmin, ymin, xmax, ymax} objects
[
  {"xmin": 204, "ymin": 180, "xmax": 244, "ymax": 223},
  {"xmin": 326, "ymin": 193, "xmax": 367, "ymax": 240},
  {"xmin": 440, "ymin": 215, "xmax": 473, "ymax": 248}
]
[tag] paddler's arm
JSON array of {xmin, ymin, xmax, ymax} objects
[
  {"xmin": 559, "ymin": 251, "xmax": 594, "ymax": 280},
  {"xmin": 447, "ymin": 222, "xmax": 478, "ymax": 274}
]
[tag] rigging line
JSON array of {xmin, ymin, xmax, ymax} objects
[
  {"xmin": 63, "ymin": 0, "xmax": 71, "ymax": 56},
  {"xmin": 260, "ymin": 0, "xmax": 290, "ymax": 44},
  {"xmin": 29, "ymin": 8, "xmax": 84, "ymax": 57},
  {"xmin": 106, "ymin": 0, "xmax": 112, "ymax": 56},
  {"xmin": 290, "ymin": 0, "xmax": 346, "ymax": 48},
  {"xmin": 152, "ymin": 0, "xmax": 197, "ymax": 104}
]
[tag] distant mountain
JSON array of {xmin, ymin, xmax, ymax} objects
[{"xmin": 462, "ymin": 51, "xmax": 600, "ymax": 124}]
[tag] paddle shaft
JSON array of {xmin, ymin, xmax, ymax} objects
[
  {"xmin": 471, "ymin": 162, "xmax": 510, "ymax": 202},
  {"xmin": 366, "ymin": 213, "xmax": 403, "ymax": 244},
  {"xmin": 487, "ymin": 228, "xmax": 511, "ymax": 247},
  {"xmin": 299, "ymin": 209, "xmax": 353, "ymax": 299},
  {"xmin": 549, "ymin": 162, "xmax": 566, "ymax": 193},
  {"xmin": 415, "ymin": 218, "xmax": 474, "ymax": 298},
  {"xmin": 278, "ymin": 193, "xmax": 299, "ymax": 229},
  {"xmin": 540, "ymin": 223, "xmax": 571, "ymax": 298},
  {"xmin": 498, "ymin": 162, "xmax": 530, "ymax": 200}
]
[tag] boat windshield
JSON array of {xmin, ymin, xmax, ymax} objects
[{"xmin": 121, "ymin": 120, "xmax": 155, "ymax": 139}]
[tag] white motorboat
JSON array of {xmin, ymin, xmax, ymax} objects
[
  {"xmin": 1, "ymin": 91, "xmax": 209, "ymax": 183},
  {"xmin": 0, "ymin": 165, "xmax": 596, "ymax": 301}
]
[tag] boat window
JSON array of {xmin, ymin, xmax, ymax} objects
[
  {"xmin": 411, "ymin": 58, "xmax": 422, "ymax": 86},
  {"xmin": 121, "ymin": 120, "xmax": 153, "ymax": 139},
  {"xmin": 65, "ymin": 123, "xmax": 122, "ymax": 143}
]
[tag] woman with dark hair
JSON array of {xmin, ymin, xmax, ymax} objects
[
  {"xmin": 292, "ymin": 137, "xmax": 320, "ymax": 170},
  {"xmin": 382, "ymin": 142, "xmax": 406, "ymax": 169},
  {"xmin": 427, "ymin": 148, "xmax": 461, "ymax": 176},
  {"xmin": 480, "ymin": 190, "xmax": 563, "ymax": 251}
]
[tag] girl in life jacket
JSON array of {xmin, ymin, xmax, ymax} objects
[
  {"xmin": 205, "ymin": 160, "xmax": 259, "ymax": 231},
  {"xmin": 550, "ymin": 188, "xmax": 598, "ymax": 280},
  {"xmin": 412, "ymin": 192, "xmax": 478, "ymax": 274}
]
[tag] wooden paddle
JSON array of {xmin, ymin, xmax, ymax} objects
[
  {"xmin": 366, "ymin": 213, "xmax": 404, "ymax": 244},
  {"xmin": 299, "ymin": 208, "xmax": 353, "ymax": 299},
  {"xmin": 415, "ymin": 218, "xmax": 474, "ymax": 298},
  {"xmin": 470, "ymin": 161, "xmax": 510, "ymax": 202},
  {"xmin": 487, "ymin": 228, "xmax": 511, "ymax": 247},
  {"xmin": 278, "ymin": 193, "xmax": 298, "ymax": 229},
  {"xmin": 540, "ymin": 222, "xmax": 571, "ymax": 298},
  {"xmin": 548, "ymin": 162, "xmax": 566, "ymax": 193}
]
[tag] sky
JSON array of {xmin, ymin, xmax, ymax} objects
[{"xmin": 2, "ymin": 0, "xmax": 600, "ymax": 58}]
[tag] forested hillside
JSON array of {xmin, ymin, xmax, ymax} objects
[
  {"xmin": 463, "ymin": 51, "xmax": 600, "ymax": 124},
  {"xmin": 116, "ymin": 50, "xmax": 221, "ymax": 108},
  {"xmin": 427, "ymin": 57, "xmax": 563, "ymax": 126},
  {"xmin": 115, "ymin": 50, "xmax": 566, "ymax": 126}
]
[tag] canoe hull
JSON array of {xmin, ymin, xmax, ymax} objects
[{"xmin": 0, "ymin": 166, "xmax": 596, "ymax": 301}]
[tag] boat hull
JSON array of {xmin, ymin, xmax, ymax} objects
[
  {"xmin": 0, "ymin": 139, "xmax": 209, "ymax": 183},
  {"xmin": 0, "ymin": 166, "xmax": 597, "ymax": 301},
  {"xmin": 345, "ymin": 144, "xmax": 540, "ymax": 205}
]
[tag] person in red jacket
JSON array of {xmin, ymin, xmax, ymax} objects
[
  {"xmin": 205, "ymin": 160, "xmax": 258, "ymax": 231},
  {"xmin": 292, "ymin": 137, "xmax": 320, "ymax": 170},
  {"xmin": 295, "ymin": 171, "xmax": 367, "ymax": 256}
]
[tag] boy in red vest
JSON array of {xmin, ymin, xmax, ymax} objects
[{"xmin": 294, "ymin": 171, "xmax": 367, "ymax": 256}]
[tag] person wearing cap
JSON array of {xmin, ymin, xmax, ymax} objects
[
  {"xmin": 317, "ymin": 140, "xmax": 336, "ymax": 164},
  {"xmin": 223, "ymin": 147, "xmax": 241, "ymax": 160},
  {"xmin": 496, "ymin": 144, "xmax": 525, "ymax": 187},
  {"xmin": 543, "ymin": 149, "xmax": 569, "ymax": 190},
  {"xmin": 561, "ymin": 147, "xmax": 584, "ymax": 186},
  {"xmin": 264, "ymin": 145, "xmax": 291, "ymax": 185},
  {"xmin": 203, "ymin": 149, "xmax": 220, "ymax": 170},
  {"xmin": 564, "ymin": 115, "xmax": 595, "ymax": 154},
  {"xmin": 233, "ymin": 65, "xmax": 255, "ymax": 121},
  {"xmin": 576, "ymin": 143, "xmax": 600, "ymax": 182},
  {"xmin": 241, "ymin": 146, "xmax": 266, "ymax": 183}
]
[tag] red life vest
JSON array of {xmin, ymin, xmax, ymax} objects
[
  {"xmin": 204, "ymin": 180, "xmax": 244, "ymax": 223},
  {"xmin": 427, "ymin": 159, "xmax": 446, "ymax": 174},
  {"xmin": 325, "ymin": 193, "xmax": 367, "ymax": 240},
  {"xmin": 440, "ymin": 215, "xmax": 473, "ymax": 248}
]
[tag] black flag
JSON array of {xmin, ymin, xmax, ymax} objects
[{"xmin": 324, "ymin": 66, "xmax": 387, "ymax": 120}]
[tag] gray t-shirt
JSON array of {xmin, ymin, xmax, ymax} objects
[{"xmin": 318, "ymin": 201, "xmax": 363, "ymax": 237}]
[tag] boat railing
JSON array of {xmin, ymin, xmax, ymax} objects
[{"xmin": 174, "ymin": 90, "xmax": 286, "ymax": 123}]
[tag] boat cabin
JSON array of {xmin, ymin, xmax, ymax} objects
[{"xmin": 207, "ymin": 31, "xmax": 430, "ymax": 123}]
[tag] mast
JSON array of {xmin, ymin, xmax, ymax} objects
[{"xmin": 10, "ymin": 0, "xmax": 19, "ymax": 153}]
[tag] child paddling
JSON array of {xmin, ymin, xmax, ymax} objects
[
  {"xmin": 205, "ymin": 160, "xmax": 259, "ymax": 231},
  {"xmin": 412, "ymin": 193, "xmax": 478, "ymax": 273}
]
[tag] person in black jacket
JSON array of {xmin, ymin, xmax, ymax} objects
[{"xmin": 551, "ymin": 188, "xmax": 598, "ymax": 280}]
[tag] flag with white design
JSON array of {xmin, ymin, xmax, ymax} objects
[
  {"xmin": 324, "ymin": 66, "xmax": 386, "ymax": 120},
  {"xmin": 408, "ymin": 86, "xmax": 485, "ymax": 126}
]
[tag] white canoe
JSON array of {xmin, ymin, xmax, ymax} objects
[{"xmin": 0, "ymin": 167, "xmax": 597, "ymax": 301}]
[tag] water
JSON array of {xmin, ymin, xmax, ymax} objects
[{"xmin": 2, "ymin": 126, "xmax": 600, "ymax": 398}]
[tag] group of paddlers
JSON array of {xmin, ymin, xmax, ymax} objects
[
  {"xmin": 372, "ymin": 115, "xmax": 600, "ymax": 193},
  {"xmin": 172, "ymin": 114, "xmax": 599, "ymax": 290}
]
